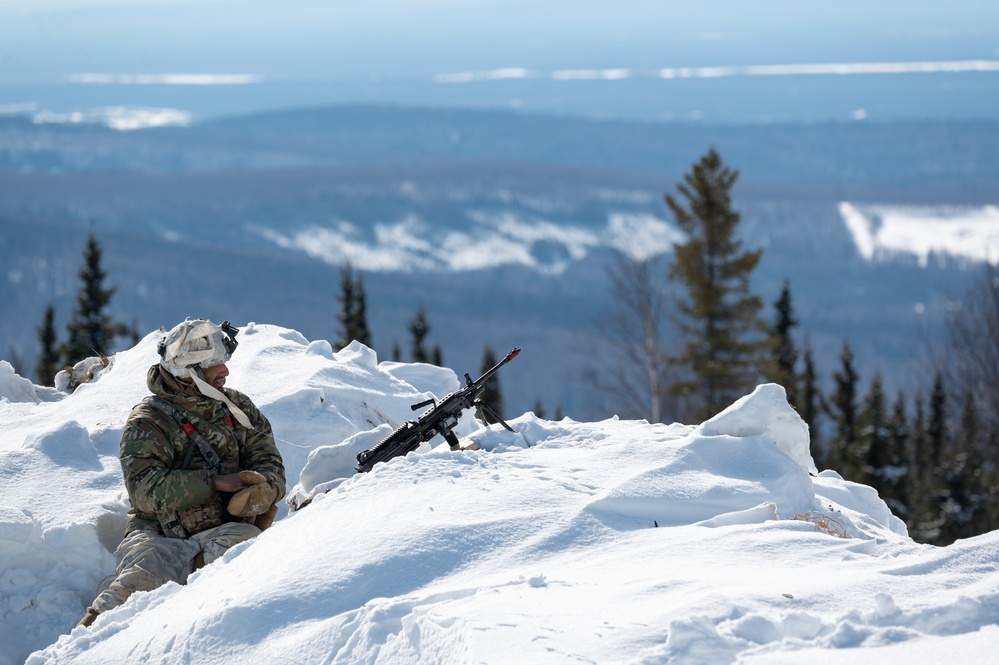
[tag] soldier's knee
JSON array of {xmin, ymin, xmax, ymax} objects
[{"xmin": 197, "ymin": 522, "xmax": 261, "ymax": 565}]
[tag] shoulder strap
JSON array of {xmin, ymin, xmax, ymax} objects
[{"xmin": 144, "ymin": 396, "xmax": 226, "ymax": 475}]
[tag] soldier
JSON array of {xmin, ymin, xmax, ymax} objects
[{"xmin": 76, "ymin": 319, "xmax": 285, "ymax": 628}]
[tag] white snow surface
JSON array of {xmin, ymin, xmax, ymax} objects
[
  {"xmin": 255, "ymin": 211, "xmax": 681, "ymax": 275},
  {"xmin": 839, "ymin": 202, "xmax": 999, "ymax": 266},
  {"xmin": 1, "ymin": 323, "xmax": 997, "ymax": 664}
]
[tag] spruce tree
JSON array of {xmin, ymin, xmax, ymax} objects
[
  {"xmin": 911, "ymin": 375, "xmax": 950, "ymax": 544},
  {"xmin": 63, "ymin": 229, "xmax": 136, "ymax": 365},
  {"xmin": 533, "ymin": 399, "xmax": 546, "ymax": 420},
  {"xmin": 769, "ymin": 279, "xmax": 799, "ymax": 407},
  {"xmin": 335, "ymin": 262, "xmax": 372, "ymax": 349},
  {"xmin": 798, "ymin": 342, "xmax": 824, "ymax": 465},
  {"xmin": 885, "ymin": 391, "xmax": 912, "ymax": 519},
  {"xmin": 36, "ymin": 303, "xmax": 62, "ymax": 386},
  {"xmin": 666, "ymin": 147, "xmax": 768, "ymax": 421},
  {"xmin": 859, "ymin": 371, "xmax": 890, "ymax": 490},
  {"xmin": 909, "ymin": 395, "xmax": 929, "ymax": 489},
  {"xmin": 354, "ymin": 272, "xmax": 371, "ymax": 347},
  {"xmin": 936, "ymin": 392, "xmax": 987, "ymax": 544},
  {"xmin": 906, "ymin": 394, "xmax": 939, "ymax": 542},
  {"xmin": 409, "ymin": 307, "xmax": 431, "ymax": 363},
  {"xmin": 478, "ymin": 346, "xmax": 505, "ymax": 423},
  {"xmin": 828, "ymin": 340, "xmax": 860, "ymax": 479},
  {"xmin": 927, "ymin": 372, "xmax": 947, "ymax": 469}
]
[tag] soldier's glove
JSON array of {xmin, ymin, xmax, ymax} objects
[{"xmin": 227, "ymin": 470, "xmax": 278, "ymax": 518}]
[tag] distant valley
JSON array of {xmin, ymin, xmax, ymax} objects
[{"xmin": 1, "ymin": 106, "xmax": 994, "ymax": 420}]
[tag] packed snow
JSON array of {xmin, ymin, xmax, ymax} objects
[{"xmin": 1, "ymin": 323, "xmax": 997, "ymax": 664}]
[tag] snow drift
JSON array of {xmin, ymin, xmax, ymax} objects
[{"xmin": 1, "ymin": 324, "xmax": 996, "ymax": 665}]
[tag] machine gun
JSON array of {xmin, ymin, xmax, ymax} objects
[{"xmin": 355, "ymin": 348, "xmax": 520, "ymax": 473}]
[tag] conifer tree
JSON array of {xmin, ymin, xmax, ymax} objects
[
  {"xmin": 906, "ymin": 394, "xmax": 939, "ymax": 542},
  {"xmin": 936, "ymin": 391, "xmax": 988, "ymax": 544},
  {"xmin": 335, "ymin": 262, "xmax": 372, "ymax": 349},
  {"xmin": 885, "ymin": 391, "xmax": 912, "ymax": 519},
  {"xmin": 666, "ymin": 147, "xmax": 768, "ymax": 421},
  {"xmin": 927, "ymin": 372, "xmax": 947, "ymax": 470},
  {"xmin": 769, "ymin": 279, "xmax": 799, "ymax": 407},
  {"xmin": 798, "ymin": 342, "xmax": 824, "ymax": 465},
  {"xmin": 409, "ymin": 307, "xmax": 431, "ymax": 363},
  {"xmin": 36, "ymin": 303, "xmax": 61, "ymax": 386},
  {"xmin": 63, "ymin": 229, "xmax": 136, "ymax": 365},
  {"xmin": 909, "ymin": 395, "xmax": 929, "ymax": 489},
  {"xmin": 828, "ymin": 340, "xmax": 860, "ymax": 479},
  {"xmin": 860, "ymin": 371, "xmax": 890, "ymax": 490},
  {"xmin": 478, "ymin": 346, "xmax": 505, "ymax": 423},
  {"xmin": 533, "ymin": 399, "xmax": 546, "ymax": 420},
  {"xmin": 909, "ymin": 375, "xmax": 950, "ymax": 544}
]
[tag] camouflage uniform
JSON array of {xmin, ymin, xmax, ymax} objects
[{"xmin": 90, "ymin": 364, "xmax": 285, "ymax": 614}]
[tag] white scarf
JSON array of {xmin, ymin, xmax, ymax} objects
[{"xmin": 190, "ymin": 373, "xmax": 253, "ymax": 429}]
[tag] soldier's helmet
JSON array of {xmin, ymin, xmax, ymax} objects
[{"xmin": 158, "ymin": 319, "xmax": 239, "ymax": 377}]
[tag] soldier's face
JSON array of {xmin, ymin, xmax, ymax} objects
[{"xmin": 203, "ymin": 363, "xmax": 229, "ymax": 389}]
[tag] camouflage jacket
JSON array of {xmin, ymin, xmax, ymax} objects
[{"xmin": 120, "ymin": 364, "xmax": 286, "ymax": 537}]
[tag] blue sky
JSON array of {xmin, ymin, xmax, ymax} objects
[{"xmin": 2, "ymin": 0, "xmax": 998, "ymax": 82}]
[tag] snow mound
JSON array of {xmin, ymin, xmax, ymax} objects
[
  {"xmin": 0, "ymin": 323, "xmax": 992, "ymax": 665},
  {"xmin": 700, "ymin": 382, "xmax": 817, "ymax": 475},
  {"xmin": 0, "ymin": 360, "xmax": 48, "ymax": 404}
]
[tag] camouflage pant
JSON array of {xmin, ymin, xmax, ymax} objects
[{"xmin": 91, "ymin": 522, "xmax": 260, "ymax": 614}]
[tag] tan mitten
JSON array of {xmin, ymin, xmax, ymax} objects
[
  {"xmin": 238, "ymin": 470, "xmax": 268, "ymax": 485},
  {"xmin": 253, "ymin": 503, "xmax": 279, "ymax": 531},
  {"xmin": 227, "ymin": 471, "xmax": 277, "ymax": 517}
]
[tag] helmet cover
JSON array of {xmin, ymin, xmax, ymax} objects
[{"xmin": 158, "ymin": 319, "xmax": 238, "ymax": 376}]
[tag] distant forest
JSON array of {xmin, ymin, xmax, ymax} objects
[
  {"xmin": 2, "ymin": 108, "xmax": 999, "ymax": 192},
  {"xmin": 3, "ymin": 107, "xmax": 997, "ymax": 546}
]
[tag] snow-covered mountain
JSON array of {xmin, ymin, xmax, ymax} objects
[{"xmin": 3, "ymin": 324, "xmax": 998, "ymax": 664}]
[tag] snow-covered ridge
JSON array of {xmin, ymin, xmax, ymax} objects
[
  {"xmin": 2, "ymin": 324, "xmax": 996, "ymax": 664},
  {"xmin": 435, "ymin": 60, "xmax": 999, "ymax": 83},
  {"xmin": 840, "ymin": 202, "xmax": 999, "ymax": 266},
  {"xmin": 32, "ymin": 106, "xmax": 191, "ymax": 131},
  {"xmin": 70, "ymin": 73, "xmax": 262, "ymax": 86},
  {"xmin": 255, "ymin": 201, "xmax": 999, "ymax": 275},
  {"xmin": 254, "ymin": 211, "xmax": 682, "ymax": 273}
]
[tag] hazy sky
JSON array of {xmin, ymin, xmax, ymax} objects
[{"xmin": 2, "ymin": 0, "xmax": 997, "ymax": 83}]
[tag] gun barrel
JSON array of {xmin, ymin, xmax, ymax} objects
[
  {"xmin": 473, "ymin": 347, "xmax": 521, "ymax": 387},
  {"xmin": 355, "ymin": 346, "xmax": 521, "ymax": 473}
]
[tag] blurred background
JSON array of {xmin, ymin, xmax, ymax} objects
[
  {"xmin": 3, "ymin": 0, "xmax": 999, "ymax": 123},
  {"xmin": 2, "ymin": 0, "xmax": 998, "ymax": 425}
]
